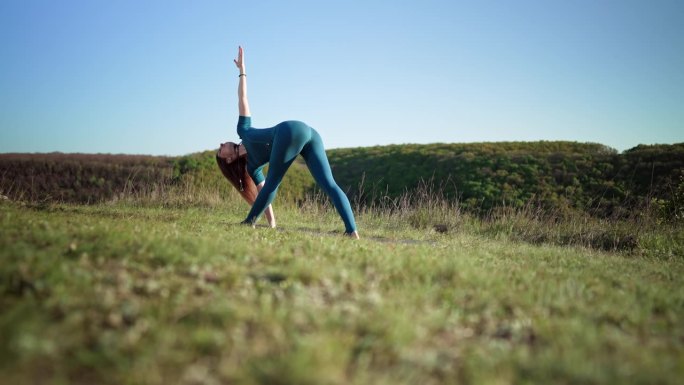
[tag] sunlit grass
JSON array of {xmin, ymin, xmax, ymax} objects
[{"xmin": 1, "ymin": 197, "xmax": 683, "ymax": 384}]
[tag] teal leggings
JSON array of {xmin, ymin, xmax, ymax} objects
[{"xmin": 245, "ymin": 121, "xmax": 357, "ymax": 233}]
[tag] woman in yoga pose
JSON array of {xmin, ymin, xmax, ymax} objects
[{"xmin": 217, "ymin": 46, "xmax": 359, "ymax": 239}]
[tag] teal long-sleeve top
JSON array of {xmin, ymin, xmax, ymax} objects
[
  {"xmin": 237, "ymin": 116, "xmax": 273, "ymax": 185},
  {"xmin": 237, "ymin": 115, "xmax": 358, "ymax": 233}
]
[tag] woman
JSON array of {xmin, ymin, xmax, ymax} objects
[{"xmin": 217, "ymin": 46, "xmax": 360, "ymax": 239}]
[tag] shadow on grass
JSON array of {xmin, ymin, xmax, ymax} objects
[{"xmin": 219, "ymin": 221, "xmax": 435, "ymax": 245}]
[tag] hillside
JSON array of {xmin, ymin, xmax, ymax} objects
[
  {"xmin": 1, "ymin": 141, "xmax": 682, "ymax": 220},
  {"xmin": 327, "ymin": 141, "xmax": 684, "ymax": 218},
  {"xmin": 0, "ymin": 153, "xmax": 175, "ymax": 203},
  {"xmin": 2, "ymin": 143, "xmax": 683, "ymax": 384}
]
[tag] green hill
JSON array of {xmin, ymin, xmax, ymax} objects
[
  {"xmin": 327, "ymin": 141, "xmax": 684, "ymax": 219},
  {"xmin": 2, "ymin": 141, "xmax": 682, "ymax": 220}
]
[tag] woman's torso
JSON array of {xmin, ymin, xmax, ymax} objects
[{"xmin": 237, "ymin": 117, "xmax": 312, "ymax": 183}]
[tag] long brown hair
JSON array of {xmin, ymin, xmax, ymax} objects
[{"xmin": 216, "ymin": 153, "xmax": 258, "ymax": 203}]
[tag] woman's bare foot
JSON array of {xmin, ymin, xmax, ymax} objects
[{"xmin": 345, "ymin": 231, "xmax": 360, "ymax": 239}]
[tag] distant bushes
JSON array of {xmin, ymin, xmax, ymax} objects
[
  {"xmin": 327, "ymin": 141, "xmax": 684, "ymax": 221},
  {"xmin": 1, "ymin": 141, "xmax": 683, "ymax": 223},
  {"xmin": 0, "ymin": 151, "xmax": 316, "ymax": 205},
  {"xmin": 0, "ymin": 153, "xmax": 174, "ymax": 203}
]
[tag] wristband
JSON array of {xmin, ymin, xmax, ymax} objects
[{"xmin": 239, "ymin": 73, "xmax": 246, "ymax": 77}]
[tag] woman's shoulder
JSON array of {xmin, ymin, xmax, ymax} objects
[{"xmin": 237, "ymin": 116, "xmax": 252, "ymax": 136}]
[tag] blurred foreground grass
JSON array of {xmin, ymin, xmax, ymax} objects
[{"xmin": 1, "ymin": 199, "xmax": 683, "ymax": 384}]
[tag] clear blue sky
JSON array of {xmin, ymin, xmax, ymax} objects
[{"xmin": 1, "ymin": 0, "xmax": 682, "ymax": 155}]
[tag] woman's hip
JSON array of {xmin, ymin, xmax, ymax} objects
[{"xmin": 274, "ymin": 121, "xmax": 313, "ymax": 145}]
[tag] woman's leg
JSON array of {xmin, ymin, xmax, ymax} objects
[
  {"xmin": 301, "ymin": 129, "xmax": 357, "ymax": 233},
  {"xmin": 244, "ymin": 123, "xmax": 309, "ymax": 223}
]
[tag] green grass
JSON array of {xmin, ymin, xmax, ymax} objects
[{"xmin": 1, "ymin": 198, "xmax": 683, "ymax": 385}]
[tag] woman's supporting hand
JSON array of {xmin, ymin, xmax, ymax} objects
[
  {"xmin": 256, "ymin": 181, "xmax": 276, "ymax": 228},
  {"xmin": 234, "ymin": 46, "xmax": 245, "ymax": 73}
]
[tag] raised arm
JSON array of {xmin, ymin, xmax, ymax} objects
[{"xmin": 234, "ymin": 46, "xmax": 251, "ymax": 117}]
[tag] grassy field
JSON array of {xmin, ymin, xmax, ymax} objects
[{"xmin": 1, "ymin": 197, "xmax": 683, "ymax": 385}]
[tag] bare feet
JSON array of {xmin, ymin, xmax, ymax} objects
[{"xmin": 345, "ymin": 231, "xmax": 360, "ymax": 239}]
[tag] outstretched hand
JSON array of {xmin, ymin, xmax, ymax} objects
[{"xmin": 234, "ymin": 46, "xmax": 245, "ymax": 72}]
